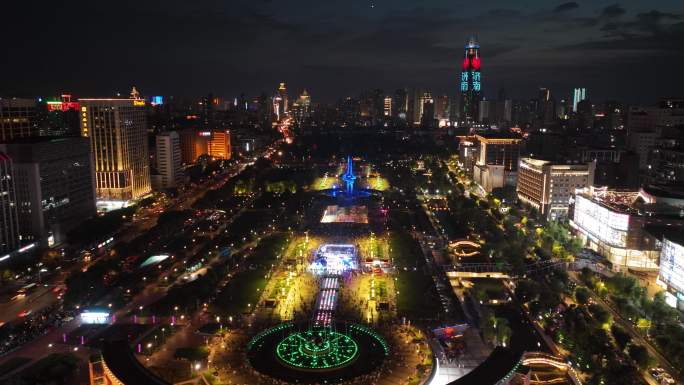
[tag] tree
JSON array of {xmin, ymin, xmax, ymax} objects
[
  {"xmin": 495, "ymin": 317, "xmax": 512, "ymax": 347},
  {"xmin": 611, "ymin": 324, "xmax": 631, "ymax": 351},
  {"xmin": 628, "ymin": 344, "xmax": 654, "ymax": 370},
  {"xmin": 575, "ymin": 287, "xmax": 591, "ymax": 306},
  {"xmin": 588, "ymin": 303, "xmax": 612, "ymax": 325}
]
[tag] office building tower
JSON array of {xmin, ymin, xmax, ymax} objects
[
  {"xmin": 291, "ymin": 90, "xmax": 312, "ymax": 124},
  {"xmin": 420, "ymin": 92, "xmax": 435, "ymax": 128},
  {"xmin": 538, "ymin": 88, "xmax": 556, "ymax": 127},
  {"xmin": 383, "ymin": 96, "xmax": 392, "ymax": 117},
  {"xmin": 0, "ymin": 153, "xmax": 19, "ymax": 255},
  {"xmin": 0, "ymin": 98, "xmax": 39, "ymax": 141},
  {"xmin": 46, "ymin": 94, "xmax": 80, "ymax": 136},
  {"xmin": 517, "ymin": 158, "xmax": 595, "ymax": 220},
  {"xmin": 459, "ymin": 36, "xmax": 482, "ymax": 123},
  {"xmin": 473, "ymin": 133, "xmax": 522, "ymax": 192},
  {"xmin": 154, "ymin": 131, "xmax": 183, "ymax": 190},
  {"xmin": 409, "ymin": 88, "xmax": 423, "ymax": 125},
  {"xmin": 434, "ymin": 95, "xmax": 450, "ymax": 122},
  {"xmin": 572, "ymin": 88, "xmax": 586, "ymax": 113},
  {"xmin": 180, "ymin": 129, "xmax": 208, "ymax": 164},
  {"xmin": 0, "ymin": 137, "xmax": 96, "ymax": 245},
  {"xmin": 200, "ymin": 94, "xmax": 216, "ymax": 130},
  {"xmin": 80, "ymin": 97, "xmax": 151, "ymax": 207},
  {"xmin": 207, "ymin": 130, "xmax": 231, "ymax": 160},
  {"xmin": 457, "ymin": 137, "xmax": 479, "ymax": 177},
  {"xmin": 272, "ymin": 82, "xmax": 289, "ymax": 120},
  {"xmin": 628, "ymin": 98, "xmax": 684, "ymax": 171},
  {"xmin": 393, "ymin": 89, "xmax": 408, "ymax": 120}
]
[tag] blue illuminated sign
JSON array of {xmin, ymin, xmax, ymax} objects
[
  {"xmin": 461, "ymin": 81, "xmax": 468, "ymax": 91},
  {"xmin": 473, "ymin": 72, "xmax": 481, "ymax": 82},
  {"xmin": 473, "ymin": 82, "xmax": 481, "ymax": 92},
  {"xmin": 461, "ymin": 73, "xmax": 468, "ymax": 82},
  {"xmin": 151, "ymin": 96, "xmax": 164, "ymax": 105}
]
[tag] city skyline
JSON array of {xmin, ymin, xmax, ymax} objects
[
  {"xmin": 1, "ymin": 2, "xmax": 684, "ymax": 385},
  {"xmin": 3, "ymin": 1, "xmax": 684, "ymax": 103}
]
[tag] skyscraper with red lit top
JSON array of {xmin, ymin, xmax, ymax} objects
[{"xmin": 459, "ymin": 35, "xmax": 482, "ymax": 123}]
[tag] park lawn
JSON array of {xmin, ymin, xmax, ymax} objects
[
  {"xmin": 214, "ymin": 269, "xmax": 268, "ymax": 314},
  {"xmin": 390, "ymin": 230, "xmax": 425, "ymax": 268},
  {"xmin": 396, "ymin": 270, "xmax": 441, "ymax": 319},
  {"xmin": 212, "ymin": 234, "xmax": 286, "ymax": 314}
]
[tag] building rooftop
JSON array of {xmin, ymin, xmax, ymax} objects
[
  {"xmin": 476, "ymin": 132, "xmax": 522, "ymax": 140},
  {"xmin": 645, "ymin": 225, "xmax": 684, "ymax": 245}
]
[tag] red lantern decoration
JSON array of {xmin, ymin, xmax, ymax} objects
[{"xmin": 462, "ymin": 58, "xmax": 470, "ymax": 70}]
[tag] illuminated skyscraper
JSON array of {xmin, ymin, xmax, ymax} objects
[
  {"xmin": 0, "ymin": 137, "xmax": 96, "ymax": 245},
  {"xmin": 459, "ymin": 35, "xmax": 482, "ymax": 123},
  {"xmin": 155, "ymin": 131, "xmax": 183, "ymax": 189},
  {"xmin": 0, "ymin": 98, "xmax": 39, "ymax": 141},
  {"xmin": 572, "ymin": 88, "xmax": 586, "ymax": 113},
  {"xmin": 0, "ymin": 153, "xmax": 19, "ymax": 255},
  {"xmin": 383, "ymin": 96, "xmax": 392, "ymax": 117},
  {"xmin": 80, "ymin": 96, "xmax": 151, "ymax": 208},
  {"xmin": 277, "ymin": 82, "xmax": 289, "ymax": 117},
  {"xmin": 207, "ymin": 130, "xmax": 231, "ymax": 160}
]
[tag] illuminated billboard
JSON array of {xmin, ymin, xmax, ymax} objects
[
  {"xmin": 81, "ymin": 310, "xmax": 110, "ymax": 324},
  {"xmin": 659, "ymin": 237, "xmax": 684, "ymax": 304},
  {"xmin": 150, "ymin": 96, "xmax": 163, "ymax": 106},
  {"xmin": 572, "ymin": 195, "xmax": 629, "ymax": 247}
]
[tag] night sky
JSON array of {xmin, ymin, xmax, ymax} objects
[{"xmin": 3, "ymin": 0, "xmax": 683, "ymax": 103}]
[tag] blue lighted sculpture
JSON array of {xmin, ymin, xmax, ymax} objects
[{"xmin": 341, "ymin": 156, "xmax": 356, "ymax": 195}]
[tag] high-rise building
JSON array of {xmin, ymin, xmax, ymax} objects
[
  {"xmin": 517, "ymin": 158, "xmax": 595, "ymax": 220},
  {"xmin": 434, "ymin": 95, "xmax": 450, "ymax": 123},
  {"xmin": 180, "ymin": 129, "xmax": 207, "ymax": 164},
  {"xmin": 207, "ymin": 130, "xmax": 231, "ymax": 160},
  {"xmin": 572, "ymin": 88, "xmax": 586, "ymax": 113},
  {"xmin": 657, "ymin": 231, "xmax": 684, "ymax": 310},
  {"xmin": 80, "ymin": 97, "xmax": 151, "ymax": 207},
  {"xmin": 473, "ymin": 133, "xmax": 522, "ymax": 192},
  {"xmin": 538, "ymin": 88, "xmax": 556, "ymax": 127},
  {"xmin": 154, "ymin": 131, "xmax": 183, "ymax": 190},
  {"xmin": 383, "ymin": 96, "xmax": 392, "ymax": 117},
  {"xmin": 421, "ymin": 93, "xmax": 435, "ymax": 128},
  {"xmin": 459, "ymin": 36, "xmax": 482, "ymax": 123},
  {"xmin": 0, "ymin": 98, "xmax": 39, "ymax": 141},
  {"xmin": 627, "ymin": 98, "xmax": 684, "ymax": 171},
  {"xmin": 457, "ymin": 136, "xmax": 479, "ymax": 177},
  {"xmin": 393, "ymin": 88, "xmax": 408, "ymax": 120},
  {"xmin": 0, "ymin": 137, "xmax": 96, "ymax": 245},
  {"xmin": 409, "ymin": 88, "xmax": 423, "ymax": 126},
  {"xmin": 200, "ymin": 94, "xmax": 216, "ymax": 130},
  {"xmin": 45, "ymin": 94, "xmax": 80, "ymax": 136},
  {"xmin": 0, "ymin": 153, "xmax": 19, "ymax": 255},
  {"xmin": 273, "ymin": 82, "xmax": 289, "ymax": 120},
  {"xmin": 292, "ymin": 90, "xmax": 312, "ymax": 124}
]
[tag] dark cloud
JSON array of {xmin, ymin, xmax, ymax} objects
[
  {"xmin": 554, "ymin": 2, "xmax": 580, "ymax": 13},
  {"xmin": 1, "ymin": 0, "xmax": 683, "ymax": 103},
  {"xmin": 601, "ymin": 4, "xmax": 626, "ymax": 18},
  {"xmin": 487, "ymin": 9, "xmax": 522, "ymax": 18}
]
